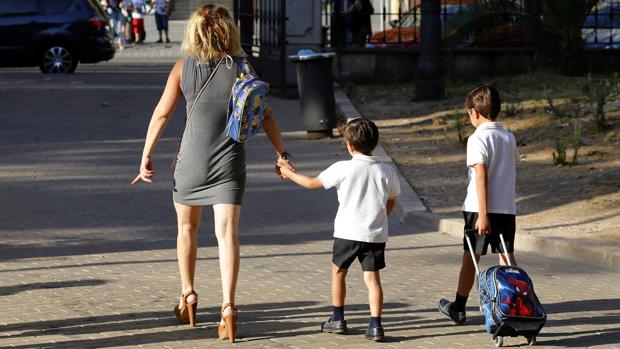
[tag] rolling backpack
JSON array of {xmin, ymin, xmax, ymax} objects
[
  {"xmin": 225, "ymin": 59, "xmax": 270, "ymax": 143},
  {"xmin": 465, "ymin": 229, "xmax": 546, "ymax": 347}
]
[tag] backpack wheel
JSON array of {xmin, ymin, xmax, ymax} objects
[
  {"xmin": 527, "ymin": 335, "xmax": 537, "ymax": 346},
  {"xmin": 493, "ymin": 336, "xmax": 504, "ymax": 347}
]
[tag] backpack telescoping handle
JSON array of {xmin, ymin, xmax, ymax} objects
[{"xmin": 464, "ymin": 229, "xmax": 512, "ymax": 279}]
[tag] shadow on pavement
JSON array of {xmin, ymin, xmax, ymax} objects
[
  {"xmin": 544, "ymin": 298, "xmax": 620, "ymax": 313},
  {"xmin": 1, "ymin": 301, "xmax": 421, "ymax": 347},
  {"xmin": 3, "ymin": 298, "xmax": 618, "ymax": 347},
  {"xmin": 540, "ymin": 327, "xmax": 620, "ymax": 347},
  {"xmin": 0, "ymin": 279, "xmax": 106, "ymax": 297},
  {"xmin": 411, "ymin": 299, "xmax": 620, "ymax": 347},
  {"xmin": 0, "ymin": 210, "xmax": 437, "ymax": 261}
]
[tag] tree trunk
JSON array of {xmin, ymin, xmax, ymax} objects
[
  {"xmin": 560, "ymin": 33, "xmax": 587, "ymax": 76},
  {"xmin": 416, "ymin": 0, "xmax": 444, "ymax": 100}
]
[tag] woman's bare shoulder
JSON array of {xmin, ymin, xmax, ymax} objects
[
  {"xmin": 173, "ymin": 58, "xmax": 184, "ymax": 75},
  {"xmin": 166, "ymin": 58, "xmax": 184, "ymax": 84}
]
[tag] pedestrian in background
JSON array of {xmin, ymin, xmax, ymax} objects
[
  {"xmin": 154, "ymin": 0, "xmax": 172, "ymax": 43},
  {"xmin": 351, "ymin": 0, "xmax": 373, "ymax": 47},
  {"xmin": 103, "ymin": 0, "xmax": 126, "ymax": 49},
  {"xmin": 334, "ymin": 0, "xmax": 354, "ymax": 47},
  {"xmin": 131, "ymin": 4, "xmax": 292, "ymax": 343},
  {"xmin": 129, "ymin": 0, "xmax": 146, "ymax": 44}
]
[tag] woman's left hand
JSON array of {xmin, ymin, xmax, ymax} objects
[{"xmin": 275, "ymin": 158, "xmax": 294, "ymax": 180}]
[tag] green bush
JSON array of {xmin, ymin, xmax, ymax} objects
[
  {"xmin": 553, "ymin": 136, "xmax": 567, "ymax": 166},
  {"xmin": 583, "ymin": 74, "xmax": 619, "ymax": 131}
]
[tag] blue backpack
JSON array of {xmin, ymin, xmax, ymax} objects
[{"xmin": 226, "ymin": 59, "xmax": 269, "ymax": 143}]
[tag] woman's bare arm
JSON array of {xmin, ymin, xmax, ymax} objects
[
  {"xmin": 132, "ymin": 59, "xmax": 184, "ymax": 184},
  {"xmin": 262, "ymin": 105, "xmax": 286, "ymax": 155}
]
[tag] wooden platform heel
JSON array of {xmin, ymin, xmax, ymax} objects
[
  {"xmin": 173, "ymin": 290, "xmax": 198, "ymax": 327},
  {"xmin": 217, "ymin": 303, "xmax": 238, "ymax": 343}
]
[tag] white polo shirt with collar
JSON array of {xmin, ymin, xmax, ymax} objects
[
  {"xmin": 462, "ymin": 121, "xmax": 519, "ymax": 215},
  {"xmin": 318, "ymin": 153, "xmax": 401, "ymax": 243}
]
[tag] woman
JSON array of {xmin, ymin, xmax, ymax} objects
[{"xmin": 132, "ymin": 4, "xmax": 291, "ymax": 342}]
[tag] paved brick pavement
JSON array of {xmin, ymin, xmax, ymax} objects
[{"xmin": 1, "ymin": 66, "xmax": 619, "ymax": 348}]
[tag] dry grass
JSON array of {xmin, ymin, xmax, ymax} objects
[{"xmin": 349, "ymin": 71, "xmax": 620, "ymax": 247}]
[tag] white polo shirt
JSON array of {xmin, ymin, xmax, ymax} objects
[
  {"xmin": 318, "ymin": 153, "xmax": 401, "ymax": 243},
  {"xmin": 462, "ymin": 122, "xmax": 519, "ymax": 215}
]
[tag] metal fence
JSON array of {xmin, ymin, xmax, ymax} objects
[
  {"xmin": 321, "ymin": 0, "xmax": 620, "ymax": 49},
  {"xmin": 584, "ymin": 0, "xmax": 620, "ymax": 48},
  {"xmin": 232, "ymin": 0, "xmax": 287, "ymax": 92}
]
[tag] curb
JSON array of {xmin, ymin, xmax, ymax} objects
[
  {"xmin": 333, "ymin": 86, "xmax": 620, "ymax": 269},
  {"xmin": 334, "ymin": 86, "xmax": 427, "ymax": 221}
]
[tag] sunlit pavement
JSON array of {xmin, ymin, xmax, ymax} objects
[{"xmin": 1, "ymin": 31, "xmax": 619, "ymax": 349}]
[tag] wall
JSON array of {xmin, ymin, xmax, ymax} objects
[
  {"xmin": 586, "ymin": 49, "xmax": 620, "ymax": 73},
  {"xmin": 333, "ymin": 47, "xmax": 537, "ymax": 83},
  {"xmin": 334, "ymin": 47, "xmax": 620, "ymax": 83}
]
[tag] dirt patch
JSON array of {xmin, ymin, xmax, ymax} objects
[{"xmin": 348, "ymin": 72, "xmax": 620, "ymax": 248}]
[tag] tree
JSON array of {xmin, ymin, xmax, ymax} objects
[
  {"xmin": 542, "ymin": 0, "xmax": 599, "ymax": 75},
  {"xmin": 446, "ymin": 0, "xmax": 600, "ymax": 76}
]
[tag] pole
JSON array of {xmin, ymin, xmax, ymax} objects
[{"xmin": 415, "ymin": 0, "xmax": 444, "ymax": 100}]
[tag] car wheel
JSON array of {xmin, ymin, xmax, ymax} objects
[{"xmin": 39, "ymin": 45, "xmax": 78, "ymax": 74}]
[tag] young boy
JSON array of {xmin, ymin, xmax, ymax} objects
[
  {"xmin": 277, "ymin": 118, "xmax": 400, "ymax": 342},
  {"xmin": 438, "ymin": 84, "xmax": 519, "ymax": 325}
]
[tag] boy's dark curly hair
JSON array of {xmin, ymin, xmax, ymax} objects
[{"xmin": 344, "ymin": 118, "xmax": 379, "ymax": 155}]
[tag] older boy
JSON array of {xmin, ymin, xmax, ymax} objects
[
  {"xmin": 278, "ymin": 118, "xmax": 400, "ymax": 341},
  {"xmin": 438, "ymin": 84, "xmax": 520, "ymax": 325}
]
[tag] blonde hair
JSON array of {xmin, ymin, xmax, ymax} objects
[{"xmin": 182, "ymin": 4, "xmax": 245, "ymax": 62}]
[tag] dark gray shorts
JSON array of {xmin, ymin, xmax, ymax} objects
[
  {"xmin": 332, "ymin": 238, "xmax": 386, "ymax": 271},
  {"xmin": 155, "ymin": 13, "xmax": 168, "ymax": 31},
  {"xmin": 463, "ymin": 211, "xmax": 516, "ymax": 255}
]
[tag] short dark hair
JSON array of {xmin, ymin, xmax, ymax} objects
[
  {"xmin": 465, "ymin": 84, "xmax": 501, "ymax": 120},
  {"xmin": 344, "ymin": 118, "xmax": 379, "ymax": 155}
]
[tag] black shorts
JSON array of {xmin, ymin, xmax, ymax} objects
[
  {"xmin": 463, "ymin": 211, "xmax": 515, "ymax": 256},
  {"xmin": 332, "ymin": 238, "xmax": 386, "ymax": 271},
  {"xmin": 155, "ymin": 13, "xmax": 169, "ymax": 31}
]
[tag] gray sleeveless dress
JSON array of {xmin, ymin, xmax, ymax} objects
[{"xmin": 173, "ymin": 56, "xmax": 246, "ymax": 206}]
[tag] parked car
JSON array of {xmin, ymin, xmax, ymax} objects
[
  {"xmin": 0, "ymin": 0, "xmax": 115, "ymax": 73},
  {"xmin": 370, "ymin": 0, "xmax": 620, "ymax": 49},
  {"xmin": 368, "ymin": 0, "xmax": 524, "ymax": 48}
]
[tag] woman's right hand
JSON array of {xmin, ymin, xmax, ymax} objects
[{"xmin": 131, "ymin": 156, "xmax": 155, "ymax": 184}]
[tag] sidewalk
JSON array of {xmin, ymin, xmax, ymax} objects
[
  {"xmin": 111, "ymin": 16, "xmax": 186, "ymax": 63},
  {"xmin": 105, "ymin": 14, "xmax": 614, "ymax": 275},
  {"xmin": 1, "ymin": 73, "xmax": 619, "ymax": 348}
]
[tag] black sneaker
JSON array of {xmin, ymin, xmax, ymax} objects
[
  {"xmin": 365, "ymin": 326, "xmax": 384, "ymax": 342},
  {"xmin": 320, "ymin": 317, "xmax": 347, "ymax": 334},
  {"xmin": 438, "ymin": 299, "xmax": 466, "ymax": 325},
  {"xmin": 156, "ymin": 39, "xmax": 163, "ymax": 43}
]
